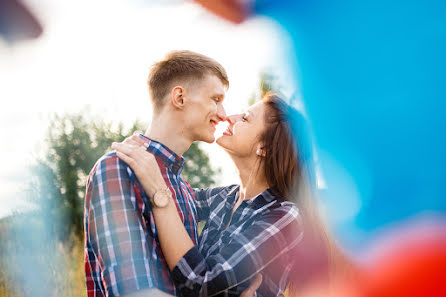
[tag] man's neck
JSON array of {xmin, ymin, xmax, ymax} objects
[{"xmin": 144, "ymin": 115, "xmax": 192, "ymax": 156}]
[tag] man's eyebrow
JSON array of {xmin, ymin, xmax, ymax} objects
[{"xmin": 213, "ymin": 93, "xmax": 225, "ymax": 101}]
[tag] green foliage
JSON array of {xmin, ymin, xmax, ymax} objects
[
  {"xmin": 31, "ymin": 112, "xmax": 145, "ymax": 240},
  {"xmin": 30, "ymin": 110, "xmax": 219, "ymax": 240},
  {"xmin": 1, "ymin": 112, "xmax": 219, "ymax": 296},
  {"xmin": 183, "ymin": 142, "xmax": 220, "ymax": 188}
]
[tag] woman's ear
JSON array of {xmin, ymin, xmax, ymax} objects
[
  {"xmin": 171, "ymin": 86, "xmax": 185, "ymax": 110},
  {"xmin": 255, "ymin": 144, "xmax": 266, "ymax": 157}
]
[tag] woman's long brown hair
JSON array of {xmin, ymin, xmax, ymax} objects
[{"xmin": 260, "ymin": 93, "xmax": 350, "ymax": 295}]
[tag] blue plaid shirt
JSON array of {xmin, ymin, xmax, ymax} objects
[
  {"xmin": 84, "ymin": 136, "xmax": 198, "ymax": 297},
  {"xmin": 171, "ymin": 185, "xmax": 303, "ymax": 297}
]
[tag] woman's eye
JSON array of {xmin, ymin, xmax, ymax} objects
[{"xmin": 241, "ymin": 115, "xmax": 247, "ymax": 121}]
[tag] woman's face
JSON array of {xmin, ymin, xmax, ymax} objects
[{"xmin": 216, "ymin": 101, "xmax": 267, "ymax": 158}]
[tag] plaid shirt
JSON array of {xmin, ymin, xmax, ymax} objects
[
  {"xmin": 84, "ymin": 136, "xmax": 198, "ymax": 297},
  {"xmin": 171, "ymin": 185, "xmax": 303, "ymax": 297}
]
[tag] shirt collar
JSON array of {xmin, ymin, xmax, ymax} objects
[
  {"xmin": 232, "ymin": 186, "xmax": 277, "ymax": 207},
  {"xmin": 138, "ymin": 134, "xmax": 185, "ymax": 175},
  {"xmin": 245, "ymin": 188, "xmax": 276, "ymax": 205}
]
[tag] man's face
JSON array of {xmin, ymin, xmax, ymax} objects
[{"xmin": 183, "ymin": 74, "xmax": 227, "ymax": 143}]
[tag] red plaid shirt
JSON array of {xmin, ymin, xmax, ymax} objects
[{"xmin": 84, "ymin": 136, "xmax": 198, "ymax": 297}]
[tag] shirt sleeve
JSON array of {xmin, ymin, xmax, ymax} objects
[
  {"xmin": 193, "ymin": 185, "xmax": 237, "ymax": 222},
  {"xmin": 85, "ymin": 154, "xmax": 155, "ymax": 296},
  {"xmin": 170, "ymin": 204, "xmax": 303, "ymax": 297}
]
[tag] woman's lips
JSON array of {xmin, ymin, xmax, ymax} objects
[{"xmin": 223, "ymin": 128, "xmax": 233, "ymax": 136}]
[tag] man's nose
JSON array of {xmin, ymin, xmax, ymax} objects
[{"xmin": 216, "ymin": 102, "xmax": 227, "ymax": 121}]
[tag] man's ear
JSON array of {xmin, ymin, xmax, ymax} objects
[{"xmin": 170, "ymin": 86, "xmax": 185, "ymax": 110}]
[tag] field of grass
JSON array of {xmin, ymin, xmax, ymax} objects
[
  {"xmin": 0, "ymin": 215, "xmax": 86, "ymax": 297},
  {"xmin": 0, "ymin": 217, "xmax": 288, "ymax": 297}
]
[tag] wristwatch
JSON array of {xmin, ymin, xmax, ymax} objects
[{"xmin": 151, "ymin": 187, "xmax": 172, "ymax": 208}]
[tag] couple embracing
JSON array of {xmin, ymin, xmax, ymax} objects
[{"xmin": 84, "ymin": 51, "xmax": 340, "ymax": 297}]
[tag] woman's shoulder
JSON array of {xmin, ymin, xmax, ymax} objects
[
  {"xmin": 194, "ymin": 184, "xmax": 239, "ymax": 197},
  {"xmin": 192, "ymin": 184, "xmax": 240, "ymax": 207},
  {"xmin": 265, "ymin": 196, "xmax": 301, "ymax": 223}
]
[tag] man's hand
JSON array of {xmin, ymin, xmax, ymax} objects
[{"xmin": 240, "ymin": 274, "xmax": 263, "ymax": 297}]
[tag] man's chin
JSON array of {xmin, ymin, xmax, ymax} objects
[{"xmin": 201, "ymin": 134, "xmax": 216, "ymax": 144}]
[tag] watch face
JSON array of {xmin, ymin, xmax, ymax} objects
[{"xmin": 154, "ymin": 192, "xmax": 169, "ymax": 208}]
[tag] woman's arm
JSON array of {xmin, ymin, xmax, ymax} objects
[
  {"xmin": 117, "ymin": 134, "xmax": 229, "ymax": 221},
  {"xmin": 170, "ymin": 206, "xmax": 302, "ymax": 297},
  {"xmin": 112, "ymin": 140, "xmax": 195, "ymax": 270},
  {"xmin": 113, "ymin": 141, "xmax": 293, "ymax": 296},
  {"xmin": 152, "ymin": 194, "xmax": 195, "ymax": 270}
]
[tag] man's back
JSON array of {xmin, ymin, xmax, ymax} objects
[{"xmin": 84, "ymin": 137, "xmax": 198, "ymax": 297}]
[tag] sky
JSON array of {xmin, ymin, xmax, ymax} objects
[{"xmin": 0, "ymin": 0, "xmax": 298, "ymax": 218}]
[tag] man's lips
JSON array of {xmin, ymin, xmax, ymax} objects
[{"xmin": 210, "ymin": 120, "xmax": 218, "ymax": 129}]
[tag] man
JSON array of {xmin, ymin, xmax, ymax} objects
[{"xmin": 84, "ymin": 51, "xmax": 261, "ymax": 297}]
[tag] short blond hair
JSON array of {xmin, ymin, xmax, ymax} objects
[{"xmin": 148, "ymin": 50, "xmax": 229, "ymax": 111}]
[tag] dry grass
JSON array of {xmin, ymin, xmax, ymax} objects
[{"xmin": 0, "ymin": 217, "xmax": 86, "ymax": 297}]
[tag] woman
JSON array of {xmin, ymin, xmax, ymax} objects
[{"xmin": 112, "ymin": 93, "xmax": 342, "ymax": 296}]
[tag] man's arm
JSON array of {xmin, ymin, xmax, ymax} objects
[{"xmin": 85, "ymin": 154, "xmax": 157, "ymax": 296}]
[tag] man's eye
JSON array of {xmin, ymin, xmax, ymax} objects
[
  {"xmin": 241, "ymin": 115, "xmax": 247, "ymax": 121},
  {"xmin": 213, "ymin": 98, "xmax": 220, "ymax": 103}
]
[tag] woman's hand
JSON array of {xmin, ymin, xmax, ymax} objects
[
  {"xmin": 111, "ymin": 135, "xmax": 167, "ymax": 197},
  {"xmin": 120, "ymin": 132, "xmax": 146, "ymax": 146}
]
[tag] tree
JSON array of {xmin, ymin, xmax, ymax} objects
[
  {"xmin": 183, "ymin": 142, "xmax": 220, "ymax": 188},
  {"xmin": 31, "ymin": 111, "xmax": 219, "ymax": 240}
]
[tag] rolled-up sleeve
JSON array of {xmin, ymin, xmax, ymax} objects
[
  {"xmin": 86, "ymin": 154, "xmax": 154, "ymax": 296},
  {"xmin": 170, "ymin": 205, "xmax": 303, "ymax": 297}
]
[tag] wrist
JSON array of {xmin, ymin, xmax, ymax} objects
[
  {"xmin": 150, "ymin": 187, "xmax": 172, "ymax": 208},
  {"xmin": 141, "ymin": 176, "xmax": 168, "ymax": 197}
]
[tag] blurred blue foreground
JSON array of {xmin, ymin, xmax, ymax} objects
[{"xmin": 252, "ymin": 0, "xmax": 446, "ymax": 248}]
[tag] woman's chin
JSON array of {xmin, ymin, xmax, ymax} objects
[{"xmin": 216, "ymin": 135, "xmax": 229, "ymax": 148}]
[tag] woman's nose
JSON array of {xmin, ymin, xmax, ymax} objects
[{"xmin": 227, "ymin": 114, "xmax": 243, "ymax": 124}]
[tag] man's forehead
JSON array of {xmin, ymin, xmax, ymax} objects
[
  {"xmin": 187, "ymin": 74, "xmax": 227, "ymax": 98},
  {"xmin": 203, "ymin": 74, "xmax": 226, "ymax": 89},
  {"xmin": 204, "ymin": 78, "xmax": 226, "ymax": 98}
]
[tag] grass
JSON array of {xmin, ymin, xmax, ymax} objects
[{"xmin": 0, "ymin": 215, "xmax": 86, "ymax": 297}]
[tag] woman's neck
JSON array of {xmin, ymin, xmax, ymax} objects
[{"xmin": 232, "ymin": 155, "xmax": 269, "ymax": 201}]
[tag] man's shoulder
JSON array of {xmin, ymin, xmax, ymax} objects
[
  {"xmin": 88, "ymin": 151, "xmax": 131, "ymax": 181},
  {"xmin": 85, "ymin": 151, "xmax": 135, "ymax": 204}
]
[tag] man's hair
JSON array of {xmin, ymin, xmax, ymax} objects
[{"xmin": 147, "ymin": 50, "xmax": 229, "ymax": 111}]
